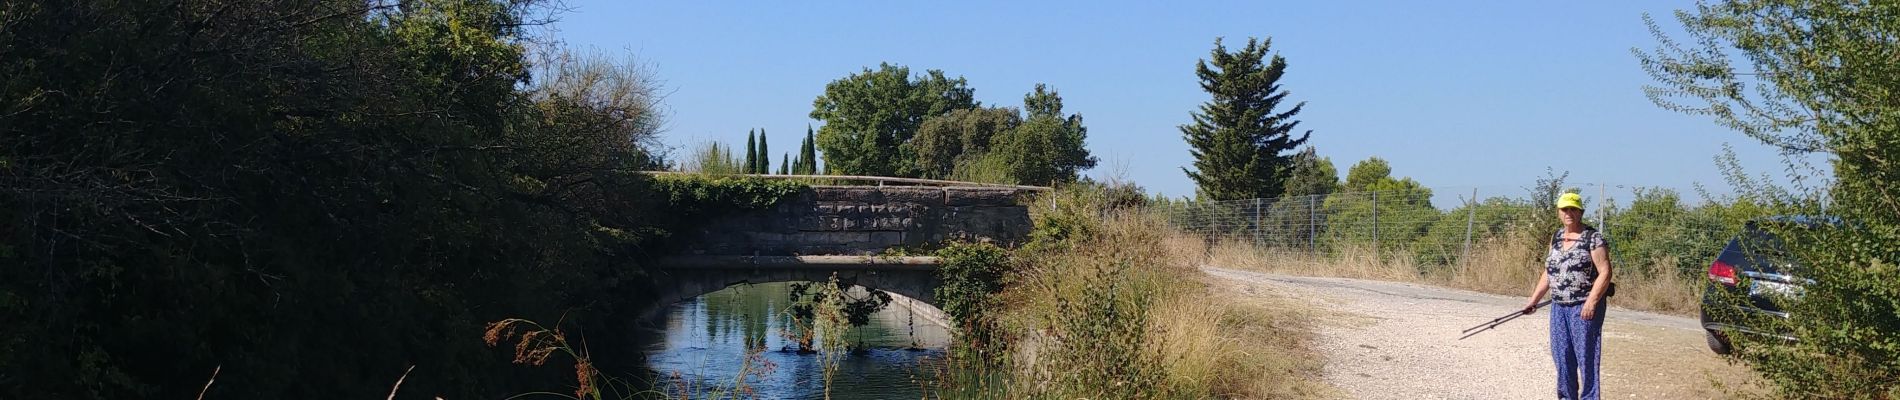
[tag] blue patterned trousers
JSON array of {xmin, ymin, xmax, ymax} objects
[{"xmin": 1549, "ymin": 301, "xmax": 1604, "ymax": 400}]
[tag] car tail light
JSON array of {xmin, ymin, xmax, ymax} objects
[{"xmin": 1709, "ymin": 259, "xmax": 1738, "ymax": 286}]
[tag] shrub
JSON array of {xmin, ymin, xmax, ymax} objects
[{"xmin": 933, "ymin": 242, "xmax": 1012, "ymax": 331}]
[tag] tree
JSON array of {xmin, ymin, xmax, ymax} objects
[
  {"xmin": 1323, "ymin": 157, "xmax": 1438, "ymax": 253},
  {"xmin": 1343, "ymin": 157, "xmax": 1393, "ymax": 192},
  {"xmin": 800, "ymin": 125, "xmax": 819, "ymax": 174},
  {"xmin": 908, "ymin": 85, "xmax": 1096, "ymax": 185},
  {"xmin": 1638, "ymin": 2, "xmax": 1900, "ymax": 397},
  {"xmin": 995, "ymin": 84, "xmax": 1097, "ymax": 186},
  {"xmin": 914, "ymin": 107, "xmax": 1021, "ymax": 179},
  {"xmin": 745, "ymin": 129, "xmax": 758, "ymax": 174},
  {"xmin": 748, "ymin": 129, "xmax": 763, "ymax": 173},
  {"xmin": 810, "ymin": 63, "xmax": 977, "ymax": 177},
  {"xmin": 1181, "ymin": 37, "xmax": 1311, "ymax": 201},
  {"xmin": 779, "ymin": 153, "xmax": 790, "ymax": 175},
  {"xmin": 0, "ymin": 0, "xmax": 672, "ymax": 397},
  {"xmin": 1282, "ymin": 147, "xmax": 1339, "ymax": 198}
]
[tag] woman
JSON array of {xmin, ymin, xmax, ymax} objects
[{"xmin": 1523, "ymin": 192, "xmax": 1613, "ymax": 400}]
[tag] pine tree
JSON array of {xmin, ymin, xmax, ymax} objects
[
  {"xmin": 744, "ymin": 129, "xmax": 758, "ymax": 174},
  {"xmin": 1181, "ymin": 37, "xmax": 1311, "ymax": 201}
]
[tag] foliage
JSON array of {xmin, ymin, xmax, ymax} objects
[
  {"xmin": 649, "ymin": 175, "xmax": 807, "ymax": 220},
  {"xmin": 1323, "ymin": 158, "xmax": 1439, "ymax": 254},
  {"xmin": 745, "ymin": 129, "xmax": 759, "ymax": 174},
  {"xmin": 1601, "ymin": 187, "xmax": 1763, "ymax": 275},
  {"xmin": 1282, "ymin": 147, "xmax": 1340, "ymax": 198},
  {"xmin": 1640, "ymin": 1, "xmax": 1900, "ymax": 397},
  {"xmin": 783, "ymin": 271, "xmax": 891, "ymax": 399},
  {"xmin": 748, "ymin": 129, "xmax": 763, "ymax": 173},
  {"xmin": 914, "ymin": 107, "xmax": 1021, "ymax": 179},
  {"xmin": 1013, "ymin": 185, "xmax": 1221, "ymax": 399},
  {"xmin": 1181, "ymin": 37, "xmax": 1312, "ymax": 201},
  {"xmin": 683, "ymin": 141, "xmax": 747, "ymax": 175},
  {"xmin": 809, "ymin": 63, "xmax": 977, "ymax": 177},
  {"xmin": 1034, "ymin": 261, "xmax": 1170, "ymax": 399},
  {"xmin": 948, "ymin": 154, "xmax": 1021, "ymax": 186},
  {"xmin": 1414, "ymin": 197, "xmax": 1539, "ymax": 266},
  {"xmin": 0, "ymin": 0, "xmax": 672, "ymax": 397},
  {"xmin": 910, "ymin": 85, "xmax": 1098, "ymax": 186},
  {"xmin": 992, "ymin": 84, "xmax": 1098, "ymax": 186},
  {"xmin": 484, "ymin": 319, "xmax": 602, "ymax": 400},
  {"xmin": 933, "ymin": 242, "xmax": 1012, "ymax": 338},
  {"xmin": 1024, "ymin": 183, "xmax": 1141, "ymax": 250},
  {"xmin": 797, "ymin": 126, "xmax": 820, "ymax": 175}
]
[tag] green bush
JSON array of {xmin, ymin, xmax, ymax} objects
[
  {"xmin": 1639, "ymin": 1, "xmax": 1900, "ymax": 397},
  {"xmin": 1034, "ymin": 261, "xmax": 1168, "ymax": 400},
  {"xmin": 1414, "ymin": 197, "xmax": 1539, "ymax": 266},
  {"xmin": 650, "ymin": 175, "xmax": 807, "ymax": 213},
  {"xmin": 933, "ymin": 242, "xmax": 1012, "ymax": 331},
  {"xmin": 1715, "ymin": 216, "xmax": 1900, "ymax": 399}
]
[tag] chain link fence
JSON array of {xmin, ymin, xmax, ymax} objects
[{"xmin": 1144, "ymin": 187, "xmax": 1760, "ymax": 276}]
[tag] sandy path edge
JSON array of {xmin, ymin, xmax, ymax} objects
[{"xmin": 1203, "ymin": 266, "xmax": 1756, "ymax": 400}]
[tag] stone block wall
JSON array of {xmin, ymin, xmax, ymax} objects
[{"xmin": 680, "ymin": 186, "xmax": 1033, "ymax": 255}]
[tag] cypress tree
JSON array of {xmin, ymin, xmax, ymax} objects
[
  {"xmin": 748, "ymin": 127, "xmax": 763, "ymax": 171},
  {"xmin": 779, "ymin": 153, "xmax": 790, "ymax": 175},
  {"xmin": 744, "ymin": 129, "xmax": 758, "ymax": 174},
  {"xmin": 1181, "ymin": 37, "xmax": 1310, "ymax": 201},
  {"xmin": 801, "ymin": 125, "xmax": 818, "ymax": 175}
]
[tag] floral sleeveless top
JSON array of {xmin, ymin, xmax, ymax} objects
[{"xmin": 1545, "ymin": 228, "xmax": 1608, "ymax": 305}]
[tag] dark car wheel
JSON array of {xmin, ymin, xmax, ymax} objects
[{"xmin": 1705, "ymin": 329, "xmax": 1733, "ymax": 355}]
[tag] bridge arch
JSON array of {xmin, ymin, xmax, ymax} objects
[
  {"xmin": 640, "ymin": 184, "xmax": 1036, "ymax": 330},
  {"xmin": 640, "ymin": 256, "xmax": 948, "ymax": 327}
]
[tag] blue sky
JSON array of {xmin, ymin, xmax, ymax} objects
[{"xmin": 548, "ymin": 1, "xmax": 1796, "ymax": 206}]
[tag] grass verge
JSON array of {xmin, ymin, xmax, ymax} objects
[
  {"xmin": 1205, "ymin": 230, "xmax": 1705, "ymax": 316},
  {"xmin": 935, "ymin": 185, "xmax": 1335, "ymax": 399}
]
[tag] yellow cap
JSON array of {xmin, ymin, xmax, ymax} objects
[{"xmin": 1556, "ymin": 192, "xmax": 1584, "ymax": 210}]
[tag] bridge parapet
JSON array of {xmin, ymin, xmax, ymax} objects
[{"xmin": 679, "ymin": 186, "xmax": 1033, "ymax": 256}]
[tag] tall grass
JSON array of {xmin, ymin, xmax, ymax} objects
[
  {"xmin": 484, "ymin": 318, "xmax": 775, "ymax": 400},
  {"xmin": 680, "ymin": 141, "xmax": 746, "ymax": 175},
  {"xmin": 931, "ymin": 184, "xmax": 1334, "ymax": 399}
]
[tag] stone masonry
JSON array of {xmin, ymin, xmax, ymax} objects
[{"xmin": 678, "ymin": 186, "xmax": 1033, "ymax": 256}]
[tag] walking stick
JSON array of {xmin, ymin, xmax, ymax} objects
[{"xmin": 1458, "ymin": 300, "xmax": 1550, "ymax": 340}]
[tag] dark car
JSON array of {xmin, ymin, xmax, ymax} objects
[{"xmin": 1699, "ymin": 218, "xmax": 1819, "ymax": 355}]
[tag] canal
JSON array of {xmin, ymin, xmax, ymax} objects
[{"xmin": 642, "ymin": 282, "xmax": 951, "ymax": 399}]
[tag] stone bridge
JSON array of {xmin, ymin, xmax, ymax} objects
[{"xmin": 645, "ymin": 184, "xmax": 1036, "ymax": 323}]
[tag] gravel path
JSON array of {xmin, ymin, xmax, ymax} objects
[{"xmin": 1204, "ymin": 266, "xmax": 1755, "ymax": 400}]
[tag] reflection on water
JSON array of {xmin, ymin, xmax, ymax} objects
[{"xmin": 643, "ymin": 282, "xmax": 950, "ymax": 399}]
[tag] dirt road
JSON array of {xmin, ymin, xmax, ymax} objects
[{"xmin": 1204, "ymin": 266, "xmax": 1758, "ymax": 400}]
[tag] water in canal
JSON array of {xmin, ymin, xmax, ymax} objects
[{"xmin": 643, "ymin": 282, "xmax": 950, "ymax": 399}]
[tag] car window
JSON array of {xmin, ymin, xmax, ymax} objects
[{"xmin": 1739, "ymin": 226, "xmax": 1795, "ymax": 275}]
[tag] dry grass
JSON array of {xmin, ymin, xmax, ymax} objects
[
  {"xmin": 1611, "ymin": 257, "xmax": 1703, "ymax": 315},
  {"xmin": 1208, "ymin": 229, "xmax": 1704, "ymax": 316},
  {"xmin": 1000, "ymin": 211, "xmax": 1334, "ymax": 398},
  {"xmin": 1203, "ymin": 281, "xmax": 1339, "ymax": 399}
]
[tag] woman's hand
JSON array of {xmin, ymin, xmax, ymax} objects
[
  {"xmin": 1581, "ymin": 299, "xmax": 1598, "ymax": 320},
  {"xmin": 1522, "ymin": 299, "xmax": 1541, "ymax": 315}
]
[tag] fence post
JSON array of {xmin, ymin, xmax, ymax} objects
[
  {"xmin": 1308, "ymin": 194, "xmax": 1318, "ymax": 257},
  {"xmin": 1598, "ymin": 182, "xmax": 1609, "ymax": 239},
  {"xmin": 1462, "ymin": 188, "xmax": 1477, "ymax": 267},
  {"xmin": 1253, "ymin": 198, "xmax": 1263, "ymax": 248},
  {"xmin": 1371, "ymin": 191, "xmax": 1380, "ymax": 258}
]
